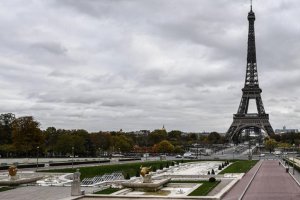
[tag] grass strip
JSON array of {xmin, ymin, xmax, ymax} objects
[
  {"xmin": 93, "ymin": 187, "xmax": 121, "ymax": 194},
  {"xmin": 219, "ymin": 160, "xmax": 258, "ymax": 174},
  {"xmin": 0, "ymin": 186, "xmax": 15, "ymax": 192},
  {"xmin": 170, "ymin": 180, "xmax": 220, "ymax": 196}
]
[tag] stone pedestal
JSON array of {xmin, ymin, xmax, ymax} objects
[
  {"xmin": 71, "ymin": 169, "xmax": 81, "ymax": 196},
  {"xmin": 142, "ymin": 174, "xmax": 152, "ymax": 183},
  {"xmin": 122, "ymin": 178, "xmax": 171, "ymax": 192},
  {"xmin": 9, "ymin": 175, "xmax": 20, "ymax": 181}
]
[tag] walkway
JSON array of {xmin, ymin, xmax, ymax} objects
[
  {"xmin": 0, "ymin": 186, "xmax": 96, "ymax": 200},
  {"xmin": 243, "ymin": 160, "xmax": 300, "ymax": 200},
  {"xmin": 0, "ymin": 186, "xmax": 72, "ymax": 200},
  {"xmin": 222, "ymin": 160, "xmax": 262, "ymax": 200},
  {"xmin": 223, "ymin": 160, "xmax": 300, "ymax": 200}
]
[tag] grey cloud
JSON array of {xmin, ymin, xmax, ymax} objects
[
  {"xmin": 102, "ymin": 99, "xmax": 137, "ymax": 108},
  {"xmin": 0, "ymin": 0, "xmax": 299, "ymax": 132},
  {"xmin": 30, "ymin": 42, "xmax": 67, "ymax": 55}
]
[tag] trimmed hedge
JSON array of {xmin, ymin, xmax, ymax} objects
[
  {"xmin": 0, "ymin": 164, "xmax": 44, "ymax": 170},
  {"xmin": 283, "ymin": 158, "xmax": 300, "ymax": 172},
  {"xmin": 41, "ymin": 160, "xmax": 170, "ymax": 180}
]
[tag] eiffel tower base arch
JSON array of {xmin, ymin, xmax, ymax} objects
[{"xmin": 226, "ymin": 115, "xmax": 275, "ymax": 143}]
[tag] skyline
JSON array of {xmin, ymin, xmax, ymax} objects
[{"xmin": 1, "ymin": 0, "xmax": 300, "ymax": 132}]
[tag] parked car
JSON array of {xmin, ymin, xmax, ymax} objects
[
  {"xmin": 175, "ymin": 155, "xmax": 182, "ymax": 158},
  {"xmin": 273, "ymin": 151, "xmax": 281, "ymax": 156}
]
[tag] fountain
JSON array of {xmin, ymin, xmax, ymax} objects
[
  {"xmin": 0, "ymin": 165, "xmax": 43, "ymax": 186},
  {"xmin": 118, "ymin": 161, "xmax": 226, "ymax": 197},
  {"xmin": 122, "ymin": 165, "xmax": 170, "ymax": 192}
]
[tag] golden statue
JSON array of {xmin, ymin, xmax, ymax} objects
[
  {"xmin": 8, "ymin": 165, "xmax": 18, "ymax": 177},
  {"xmin": 140, "ymin": 165, "xmax": 151, "ymax": 177}
]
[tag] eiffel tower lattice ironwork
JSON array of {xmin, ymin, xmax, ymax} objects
[{"xmin": 226, "ymin": 5, "xmax": 274, "ymax": 142}]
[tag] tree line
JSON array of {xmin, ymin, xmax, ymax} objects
[
  {"xmin": 0, "ymin": 113, "xmax": 228, "ymax": 158},
  {"xmin": 1, "ymin": 113, "xmax": 299, "ymax": 157}
]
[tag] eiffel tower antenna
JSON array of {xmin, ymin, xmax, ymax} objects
[{"xmin": 250, "ymin": 0, "xmax": 253, "ymax": 11}]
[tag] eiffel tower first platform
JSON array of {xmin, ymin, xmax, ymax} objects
[{"xmin": 226, "ymin": 5, "xmax": 275, "ymax": 142}]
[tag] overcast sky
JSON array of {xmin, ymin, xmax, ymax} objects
[{"xmin": 0, "ymin": 0, "xmax": 300, "ymax": 132}]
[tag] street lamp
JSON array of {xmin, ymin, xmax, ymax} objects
[
  {"xmin": 199, "ymin": 145, "xmax": 202, "ymax": 160},
  {"xmin": 72, "ymin": 146, "xmax": 74, "ymax": 169},
  {"xmin": 293, "ymin": 144, "xmax": 295, "ymax": 175},
  {"xmin": 98, "ymin": 148, "xmax": 101, "ymax": 163},
  {"xmin": 36, "ymin": 146, "xmax": 39, "ymax": 171},
  {"xmin": 248, "ymin": 139, "xmax": 252, "ymax": 160}
]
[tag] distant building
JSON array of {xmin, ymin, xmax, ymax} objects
[
  {"xmin": 133, "ymin": 130, "xmax": 150, "ymax": 135},
  {"xmin": 200, "ymin": 131, "xmax": 210, "ymax": 135},
  {"xmin": 275, "ymin": 126, "xmax": 298, "ymax": 134}
]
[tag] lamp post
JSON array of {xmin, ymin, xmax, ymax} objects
[
  {"xmin": 36, "ymin": 146, "xmax": 39, "ymax": 171},
  {"xmin": 293, "ymin": 144, "xmax": 295, "ymax": 175},
  {"xmin": 248, "ymin": 139, "xmax": 252, "ymax": 160},
  {"xmin": 200, "ymin": 145, "xmax": 202, "ymax": 160},
  {"xmin": 98, "ymin": 148, "xmax": 101, "ymax": 163},
  {"xmin": 72, "ymin": 146, "xmax": 74, "ymax": 169},
  {"xmin": 233, "ymin": 146, "xmax": 235, "ymax": 160}
]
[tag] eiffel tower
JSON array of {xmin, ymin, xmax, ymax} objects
[{"xmin": 226, "ymin": 4, "xmax": 274, "ymax": 142}]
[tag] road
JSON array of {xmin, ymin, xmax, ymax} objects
[{"xmin": 0, "ymin": 145, "xmax": 272, "ymax": 172}]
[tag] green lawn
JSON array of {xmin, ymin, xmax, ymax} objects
[
  {"xmin": 0, "ymin": 187, "xmax": 15, "ymax": 192},
  {"xmin": 93, "ymin": 187, "xmax": 121, "ymax": 194},
  {"xmin": 218, "ymin": 160, "xmax": 258, "ymax": 174},
  {"xmin": 41, "ymin": 160, "xmax": 172, "ymax": 180},
  {"xmin": 170, "ymin": 180, "xmax": 220, "ymax": 196}
]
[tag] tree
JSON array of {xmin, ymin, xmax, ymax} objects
[
  {"xmin": 173, "ymin": 146, "xmax": 184, "ymax": 154},
  {"xmin": 149, "ymin": 129, "xmax": 167, "ymax": 145},
  {"xmin": 72, "ymin": 129, "xmax": 92, "ymax": 156},
  {"xmin": 11, "ymin": 116, "xmax": 44, "ymax": 156},
  {"xmin": 154, "ymin": 140, "xmax": 174, "ymax": 153},
  {"xmin": 54, "ymin": 134, "xmax": 72, "ymax": 156},
  {"xmin": 54, "ymin": 133, "xmax": 86, "ymax": 156},
  {"xmin": 89, "ymin": 132, "xmax": 112, "ymax": 151},
  {"xmin": 265, "ymin": 138, "xmax": 277, "ymax": 153},
  {"xmin": 199, "ymin": 135, "xmax": 208, "ymax": 145},
  {"xmin": 208, "ymin": 132, "xmax": 221, "ymax": 144},
  {"xmin": 188, "ymin": 133, "xmax": 197, "ymax": 141},
  {"xmin": 0, "ymin": 144, "xmax": 16, "ymax": 157},
  {"xmin": 134, "ymin": 134, "xmax": 149, "ymax": 147},
  {"xmin": 0, "ymin": 113, "xmax": 15, "ymax": 145},
  {"xmin": 168, "ymin": 130, "xmax": 182, "ymax": 140},
  {"xmin": 44, "ymin": 127, "xmax": 58, "ymax": 157},
  {"xmin": 112, "ymin": 135, "xmax": 134, "ymax": 153},
  {"xmin": 277, "ymin": 142, "xmax": 292, "ymax": 150}
]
